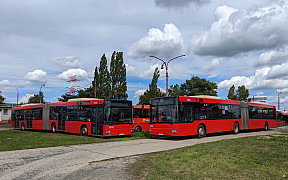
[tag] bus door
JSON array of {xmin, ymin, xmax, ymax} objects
[
  {"xmin": 58, "ymin": 107, "xmax": 66, "ymax": 131},
  {"xmin": 91, "ymin": 107, "xmax": 104, "ymax": 136}
]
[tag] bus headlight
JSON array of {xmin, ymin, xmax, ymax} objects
[{"xmin": 106, "ymin": 130, "xmax": 111, "ymax": 133}]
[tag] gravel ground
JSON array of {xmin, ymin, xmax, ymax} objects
[
  {"xmin": 62, "ymin": 156, "xmax": 139, "ymax": 180},
  {"xmin": 0, "ymin": 127, "xmax": 287, "ymax": 180}
]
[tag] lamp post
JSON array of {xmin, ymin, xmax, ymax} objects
[
  {"xmin": 16, "ymin": 89, "xmax": 19, "ymax": 105},
  {"xmin": 150, "ymin": 55, "xmax": 185, "ymax": 97},
  {"xmin": 39, "ymin": 84, "xmax": 45, "ymax": 103},
  {"xmin": 276, "ymin": 90, "xmax": 282, "ymax": 110}
]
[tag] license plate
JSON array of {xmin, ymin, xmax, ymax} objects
[
  {"xmin": 118, "ymin": 133, "xmax": 125, "ymax": 136},
  {"xmin": 157, "ymin": 133, "xmax": 164, "ymax": 135}
]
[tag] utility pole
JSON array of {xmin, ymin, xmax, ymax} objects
[
  {"xmin": 39, "ymin": 84, "xmax": 45, "ymax": 103},
  {"xmin": 150, "ymin": 55, "xmax": 185, "ymax": 97}
]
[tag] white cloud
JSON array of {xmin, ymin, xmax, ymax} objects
[
  {"xmin": 127, "ymin": 23, "xmax": 185, "ymax": 59},
  {"xmin": 218, "ymin": 62, "xmax": 288, "ymax": 91},
  {"xmin": 202, "ymin": 58, "xmax": 224, "ymax": 73},
  {"xmin": 51, "ymin": 56, "xmax": 81, "ymax": 68},
  {"xmin": 134, "ymin": 89, "xmax": 146, "ymax": 98},
  {"xmin": 255, "ymin": 92, "xmax": 264, "ymax": 96},
  {"xmin": 20, "ymin": 94, "xmax": 34, "ymax": 104},
  {"xmin": 254, "ymin": 47, "xmax": 288, "ymax": 67},
  {"xmin": 57, "ymin": 68, "xmax": 89, "ymax": 81},
  {"xmin": 139, "ymin": 64, "xmax": 165, "ymax": 79},
  {"xmin": 155, "ymin": 0, "xmax": 210, "ymax": 8},
  {"xmin": 190, "ymin": 1, "xmax": 288, "ymax": 57},
  {"xmin": 0, "ymin": 80, "xmax": 31, "ymax": 87},
  {"xmin": 0, "ymin": 80, "xmax": 13, "ymax": 86},
  {"xmin": 25, "ymin": 69, "xmax": 47, "ymax": 83},
  {"xmin": 125, "ymin": 64, "xmax": 136, "ymax": 75}
]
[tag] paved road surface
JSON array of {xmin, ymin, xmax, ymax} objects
[
  {"xmin": 0, "ymin": 127, "xmax": 287, "ymax": 180},
  {"xmin": 0, "ymin": 124, "xmax": 10, "ymax": 130}
]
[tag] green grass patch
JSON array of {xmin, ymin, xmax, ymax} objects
[
  {"xmin": 0, "ymin": 130, "xmax": 151, "ymax": 152},
  {"xmin": 129, "ymin": 135, "xmax": 288, "ymax": 179}
]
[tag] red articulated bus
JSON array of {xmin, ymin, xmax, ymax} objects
[
  {"xmin": 133, "ymin": 104, "xmax": 150, "ymax": 132},
  {"xmin": 11, "ymin": 98, "xmax": 134, "ymax": 137},
  {"xmin": 277, "ymin": 111, "xmax": 288, "ymax": 125},
  {"xmin": 149, "ymin": 96, "xmax": 277, "ymax": 137}
]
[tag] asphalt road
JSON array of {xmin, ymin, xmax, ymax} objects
[
  {"xmin": 0, "ymin": 127, "xmax": 287, "ymax": 180},
  {"xmin": 0, "ymin": 124, "xmax": 11, "ymax": 130}
]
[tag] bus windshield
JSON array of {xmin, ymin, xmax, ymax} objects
[
  {"xmin": 150, "ymin": 97, "xmax": 178, "ymax": 123},
  {"xmin": 105, "ymin": 100, "xmax": 132, "ymax": 124}
]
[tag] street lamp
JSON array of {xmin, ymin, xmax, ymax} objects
[
  {"xmin": 276, "ymin": 90, "xmax": 282, "ymax": 110},
  {"xmin": 16, "ymin": 89, "xmax": 19, "ymax": 105},
  {"xmin": 39, "ymin": 84, "xmax": 45, "ymax": 103},
  {"xmin": 150, "ymin": 55, "xmax": 186, "ymax": 97}
]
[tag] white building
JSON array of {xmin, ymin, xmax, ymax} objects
[
  {"xmin": 250, "ymin": 95, "xmax": 267, "ymax": 104},
  {"xmin": 0, "ymin": 104, "xmax": 13, "ymax": 122}
]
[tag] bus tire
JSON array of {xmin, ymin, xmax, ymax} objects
[
  {"xmin": 80, "ymin": 125, "xmax": 88, "ymax": 136},
  {"xmin": 51, "ymin": 123, "xmax": 56, "ymax": 133},
  {"xmin": 264, "ymin": 122, "xmax": 269, "ymax": 131},
  {"xmin": 135, "ymin": 126, "xmax": 142, "ymax": 132},
  {"xmin": 197, "ymin": 124, "xmax": 206, "ymax": 138},
  {"xmin": 21, "ymin": 123, "xmax": 25, "ymax": 131},
  {"xmin": 233, "ymin": 122, "xmax": 239, "ymax": 134}
]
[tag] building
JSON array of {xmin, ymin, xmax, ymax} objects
[
  {"xmin": 249, "ymin": 95, "xmax": 268, "ymax": 104},
  {"xmin": 0, "ymin": 104, "xmax": 13, "ymax": 123}
]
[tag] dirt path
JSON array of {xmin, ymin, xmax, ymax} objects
[{"xmin": 0, "ymin": 127, "xmax": 287, "ymax": 180}]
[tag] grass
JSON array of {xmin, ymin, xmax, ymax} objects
[
  {"xmin": 0, "ymin": 130, "xmax": 151, "ymax": 152},
  {"xmin": 129, "ymin": 135, "xmax": 288, "ymax": 180}
]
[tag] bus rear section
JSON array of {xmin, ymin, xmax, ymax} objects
[
  {"xmin": 11, "ymin": 104, "xmax": 44, "ymax": 131},
  {"xmin": 149, "ymin": 96, "xmax": 277, "ymax": 137},
  {"xmin": 133, "ymin": 104, "xmax": 150, "ymax": 132}
]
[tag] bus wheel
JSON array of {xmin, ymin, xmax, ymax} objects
[
  {"xmin": 264, "ymin": 122, "xmax": 269, "ymax": 131},
  {"xmin": 21, "ymin": 123, "xmax": 25, "ymax": 131},
  {"xmin": 233, "ymin": 122, "xmax": 239, "ymax": 134},
  {"xmin": 51, "ymin": 124, "xmax": 56, "ymax": 133},
  {"xmin": 135, "ymin": 126, "xmax": 142, "ymax": 132},
  {"xmin": 80, "ymin": 125, "xmax": 88, "ymax": 136},
  {"xmin": 197, "ymin": 124, "xmax": 206, "ymax": 138}
]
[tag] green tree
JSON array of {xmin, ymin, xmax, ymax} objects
[
  {"xmin": 59, "ymin": 51, "xmax": 128, "ymax": 101},
  {"xmin": 99, "ymin": 54, "xmax": 111, "ymax": 98},
  {"xmin": 236, "ymin": 85, "xmax": 249, "ymax": 101},
  {"xmin": 28, "ymin": 94, "xmax": 43, "ymax": 103},
  {"xmin": 168, "ymin": 84, "xmax": 182, "ymax": 96},
  {"xmin": 139, "ymin": 67, "xmax": 165, "ymax": 104},
  {"xmin": 168, "ymin": 76, "xmax": 217, "ymax": 96},
  {"xmin": 227, "ymin": 85, "xmax": 237, "ymax": 100},
  {"xmin": 110, "ymin": 51, "xmax": 128, "ymax": 99},
  {"xmin": 0, "ymin": 95, "xmax": 5, "ymax": 104},
  {"xmin": 58, "ymin": 93, "xmax": 77, "ymax": 102},
  {"xmin": 227, "ymin": 85, "xmax": 249, "ymax": 101}
]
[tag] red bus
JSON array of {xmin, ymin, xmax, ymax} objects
[
  {"xmin": 133, "ymin": 105, "xmax": 150, "ymax": 132},
  {"xmin": 277, "ymin": 111, "xmax": 288, "ymax": 125},
  {"xmin": 149, "ymin": 96, "xmax": 277, "ymax": 137},
  {"xmin": 11, "ymin": 98, "xmax": 134, "ymax": 137}
]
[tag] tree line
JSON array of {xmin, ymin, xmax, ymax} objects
[{"xmin": 22, "ymin": 52, "xmax": 250, "ymax": 104}]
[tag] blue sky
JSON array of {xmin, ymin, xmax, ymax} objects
[{"xmin": 1, "ymin": 0, "xmax": 288, "ymax": 110}]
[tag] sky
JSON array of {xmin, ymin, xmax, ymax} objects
[{"xmin": 1, "ymin": 0, "xmax": 288, "ymax": 110}]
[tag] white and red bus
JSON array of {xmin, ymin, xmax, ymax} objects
[
  {"xmin": 133, "ymin": 104, "xmax": 150, "ymax": 132},
  {"xmin": 149, "ymin": 96, "xmax": 277, "ymax": 137},
  {"xmin": 11, "ymin": 98, "xmax": 134, "ymax": 137}
]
